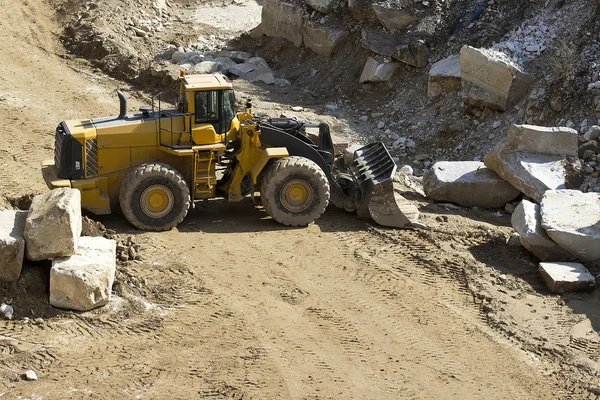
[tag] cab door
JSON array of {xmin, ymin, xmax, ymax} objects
[
  {"xmin": 191, "ymin": 89, "xmax": 238, "ymax": 145},
  {"xmin": 191, "ymin": 90, "xmax": 223, "ymax": 145}
]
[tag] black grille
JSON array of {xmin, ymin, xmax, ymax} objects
[
  {"xmin": 85, "ymin": 139, "xmax": 98, "ymax": 177},
  {"xmin": 54, "ymin": 122, "xmax": 84, "ymax": 180},
  {"xmin": 54, "ymin": 122, "xmax": 70, "ymax": 179}
]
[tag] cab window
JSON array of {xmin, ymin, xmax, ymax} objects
[{"xmin": 195, "ymin": 91, "xmax": 220, "ymax": 124}]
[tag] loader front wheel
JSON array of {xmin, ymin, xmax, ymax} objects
[
  {"xmin": 261, "ymin": 156, "xmax": 330, "ymax": 226},
  {"xmin": 120, "ymin": 163, "xmax": 191, "ymax": 231}
]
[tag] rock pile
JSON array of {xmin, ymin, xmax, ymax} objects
[
  {"xmin": 116, "ymin": 236, "xmax": 142, "ymax": 263},
  {"xmin": 484, "ymin": 124, "xmax": 581, "ymax": 202},
  {"xmin": 427, "ymin": 45, "xmax": 534, "ymax": 110},
  {"xmin": 258, "ymin": 0, "xmax": 433, "ymax": 83},
  {"xmin": 422, "ymin": 123, "xmax": 600, "ymax": 293},
  {"xmin": 0, "ymin": 188, "xmax": 117, "ymax": 312},
  {"xmin": 154, "ymin": 50, "xmax": 290, "ymax": 87}
]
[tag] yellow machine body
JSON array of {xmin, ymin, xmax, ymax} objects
[{"xmin": 42, "ymin": 73, "xmax": 288, "ymax": 215}]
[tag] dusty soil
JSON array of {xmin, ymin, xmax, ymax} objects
[{"xmin": 2, "ymin": 0, "xmax": 600, "ymax": 399}]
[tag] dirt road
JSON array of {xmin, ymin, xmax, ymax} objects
[
  {"xmin": 2, "ymin": 202, "xmax": 556, "ymax": 399},
  {"xmin": 1, "ymin": 1, "xmax": 599, "ymax": 399}
]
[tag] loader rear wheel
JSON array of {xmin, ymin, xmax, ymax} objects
[
  {"xmin": 120, "ymin": 163, "xmax": 190, "ymax": 231},
  {"xmin": 261, "ymin": 156, "xmax": 330, "ymax": 226}
]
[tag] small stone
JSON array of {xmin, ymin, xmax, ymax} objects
[
  {"xmin": 132, "ymin": 27, "xmax": 147, "ymax": 37},
  {"xmin": 128, "ymin": 246, "xmax": 137, "ymax": 260},
  {"xmin": 550, "ymin": 97, "xmax": 563, "ymax": 112},
  {"xmin": 34, "ymin": 318, "xmax": 44, "ymax": 325},
  {"xmin": 0, "ymin": 304, "xmax": 14, "ymax": 320},
  {"xmin": 24, "ymin": 370, "xmax": 38, "ymax": 381},
  {"xmin": 399, "ymin": 165, "xmax": 413, "ymax": 175},
  {"xmin": 119, "ymin": 251, "xmax": 129, "ymax": 262},
  {"xmin": 291, "ymin": 106, "xmax": 304, "ymax": 112},
  {"xmin": 583, "ymin": 150, "xmax": 596, "ymax": 161},
  {"xmin": 583, "ymin": 125, "xmax": 600, "ymax": 141},
  {"xmin": 377, "ymin": 121, "xmax": 385, "ymax": 129},
  {"xmin": 343, "ymin": 144, "xmax": 363, "ymax": 167},
  {"xmin": 359, "ymin": 115, "xmax": 369, "ymax": 123},
  {"xmin": 504, "ymin": 202, "xmax": 516, "ymax": 214},
  {"xmin": 506, "ymin": 232, "xmax": 521, "ymax": 247},
  {"xmin": 493, "ymin": 121, "xmax": 502, "ymax": 130}
]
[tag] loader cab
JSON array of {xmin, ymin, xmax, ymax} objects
[{"xmin": 177, "ymin": 73, "xmax": 239, "ymax": 146}]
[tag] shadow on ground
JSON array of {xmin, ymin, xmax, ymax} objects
[{"xmin": 95, "ymin": 197, "xmax": 368, "ymax": 236}]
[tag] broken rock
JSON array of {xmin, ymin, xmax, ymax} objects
[
  {"xmin": 484, "ymin": 124, "xmax": 581, "ymax": 202},
  {"xmin": 306, "ymin": 0, "xmax": 335, "ymax": 14},
  {"xmin": 540, "ymin": 190, "xmax": 600, "ymax": 262},
  {"xmin": 344, "ymin": 144, "xmax": 363, "ymax": 167},
  {"xmin": 361, "ymin": 29, "xmax": 429, "ymax": 68},
  {"xmin": 244, "ymin": 56, "xmax": 270, "ymax": 71},
  {"xmin": 0, "ymin": 210, "xmax": 27, "ymax": 282},
  {"xmin": 190, "ymin": 61, "xmax": 218, "ymax": 74},
  {"xmin": 393, "ymin": 38, "xmax": 429, "ymax": 68},
  {"xmin": 423, "ymin": 161, "xmax": 520, "ymax": 208},
  {"xmin": 239, "ymin": 69, "xmax": 276, "ymax": 84},
  {"xmin": 25, "ymin": 188, "xmax": 82, "ymax": 261},
  {"xmin": 50, "ymin": 236, "xmax": 117, "ymax": 311},
  {"xmin": 212, "ymin": 50, "xmax": 251, "ymax": 63},
  {"xmin": 460, "ymin": 46, "xmax": 535, "ymax": 111},
  {"xmin": 302, "ymin": 21, "xmax": 348, "ymax": 57},
  {"xmin": 348, "ymin": 0, "xmax": 375, "ymax": 20},
  {"xmin": 538, "ymin": 262, "xmax": 595, "ymax": 294},
  {"xmin": 229, "ymin": 63, "xmax": 256, "ymax": 77},
  {"xmin": 359, "ymin": 57, "xmax": 399, "ymax": 83},
  {"xmin": 428, "ymin": 54, "xmax": 461, "ymax": 98},
  {"xmin": 213, "ymin": 57, "xmax": 237, "ymax": 74},
  {"xmin": 511, "ymin": 200, "xmax": 573, "ymax": 262},
  {"xmin": 261, "ymin": 0, "xmax": 304, "ymax": 47},
  {"xmin": 372, "ymin": 4, "xmax": 418, "ymax": 31}
]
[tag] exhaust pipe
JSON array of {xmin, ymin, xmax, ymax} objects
[{"xmin": 117, "ymin": 90, "xmax": 127, "ymax": 119}]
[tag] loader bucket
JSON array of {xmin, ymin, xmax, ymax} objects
[{"xmin": 349, "ymin": 142, "xmax": 415, "ymax": 228}]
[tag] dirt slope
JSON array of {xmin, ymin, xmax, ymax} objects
[
  {"xmin": 0, "ymin": 0, "xmax": 144, "ymax": 201},
  {"xmin": 1, "ymin": 1, "xmax": 600, "ymax": 399}
]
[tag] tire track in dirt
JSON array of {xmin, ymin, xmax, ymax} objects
[{"xmin": 149, "ymin": 216, "xmax": 561, "ymax": 399}]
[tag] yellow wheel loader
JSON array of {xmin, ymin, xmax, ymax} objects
[{"xmin": 42, "ymin": 72, "xmax": 406, "ymax": 231}]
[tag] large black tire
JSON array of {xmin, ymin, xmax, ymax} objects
[
  {"xmin": 261, "ymin": 156, "xmax": 330, "ymax": 226},
  {"xmin": 119, "ymin": 163, "xmax": 191, "ymax": 231}
]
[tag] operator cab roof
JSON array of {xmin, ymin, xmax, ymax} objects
[{"xmin": 181, "ymin": 73, "xmax": 233, "ymax": 91}]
